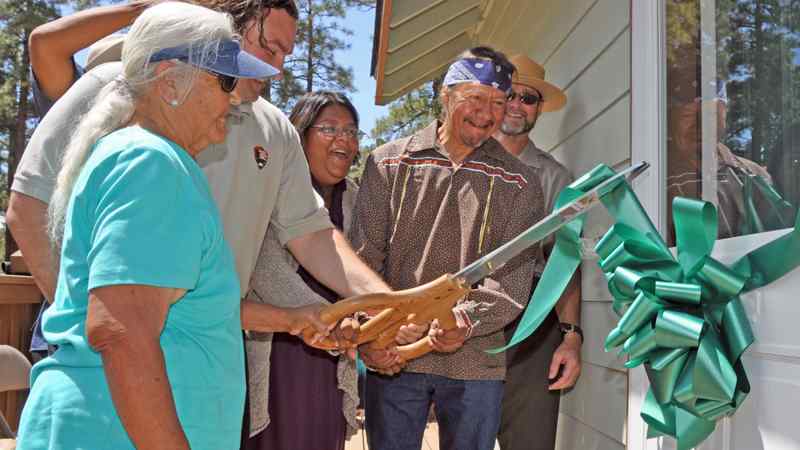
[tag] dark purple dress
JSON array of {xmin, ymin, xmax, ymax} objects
[{"xmin": 245, "ymin": 180, "xmax": 348, "ymax": 450}]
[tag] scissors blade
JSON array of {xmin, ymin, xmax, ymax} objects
[{"xmin": 455, "ymin": 161, "xmax": 649, "ymax": 285}]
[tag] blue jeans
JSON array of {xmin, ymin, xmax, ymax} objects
[{"xmin": 365, "ymin": 371, "xmax": 504, "ymax": 450}]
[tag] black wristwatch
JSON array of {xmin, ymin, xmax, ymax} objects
[{"xmin": 559, "ymin": 322, "xmax": 583, "ymax": 343}]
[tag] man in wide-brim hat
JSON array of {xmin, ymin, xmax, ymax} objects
[{"xmin": 494, "ymin": 54, "xmax": 583, "ymax": 450}]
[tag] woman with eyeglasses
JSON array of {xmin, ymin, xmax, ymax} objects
[
  {"xmin": 14, "ymin": 4, "xmax": 330, "ymax": 450},
  {"xmin": 243, "ymin": 91, "xmax": 368, "ymax": 450}
]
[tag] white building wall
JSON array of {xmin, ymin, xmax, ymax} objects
[{"xmin": 479, "ymin": 1, "xmax": 632, "ymax": 448}]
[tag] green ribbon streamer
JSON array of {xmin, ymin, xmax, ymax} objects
[
  {"xmin": 493, "ymin": 163, "xmax": 800, "ymax": 449},
  {"xmin": 741, "ymin": 173, "xmax": 796, "ymax": 235}
]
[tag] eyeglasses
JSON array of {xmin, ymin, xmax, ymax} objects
[
  {"xmin": 507, "ymin": 91, "xmax": 541, "ymax": 106},
  {"xmin": 309, "ymin": 125, "xmax": 362, "ymax": 139},
  {"xmin": 208, "ymin": 71, "xmax": 238, "ymax": 93}
]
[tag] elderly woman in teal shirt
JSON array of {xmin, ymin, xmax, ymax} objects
[{"xmin": 15, "ymin": 3, "xmax": 329, "ymax": 450}]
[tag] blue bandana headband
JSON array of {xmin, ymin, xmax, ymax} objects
[{"xmin": 443, "ymin": 57, "xmax": 513, "ymax": 93}]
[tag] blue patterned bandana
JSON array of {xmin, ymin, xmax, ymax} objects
[{"xmin": 443, "ymin": 57, "xmax": 513, "ymax": 93}]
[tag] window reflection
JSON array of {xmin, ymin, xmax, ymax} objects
[{"xmin": 666, "ymin": 0, "xmax": 798, "ymax": 245}]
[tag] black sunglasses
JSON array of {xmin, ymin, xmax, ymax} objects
[
  {"xmin": 507, "ymin": 91, "xmax": 541, "ymax": 106},
  {"xmin": 208, "ymin": 71, "xmax": 238, "ymax": 93}
]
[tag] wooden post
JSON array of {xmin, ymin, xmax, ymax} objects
[{"xmin": 0, "ymin": 275, "xmax": 41, "ymax": 431}]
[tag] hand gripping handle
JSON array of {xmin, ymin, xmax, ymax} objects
[{"xmin": 304, "ymin": 274, "xmax": 470, "ymax": 357}]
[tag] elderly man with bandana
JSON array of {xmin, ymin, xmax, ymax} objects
[{"xmin": 350, "ymin": 46, "xmax": 546, "ymax": 450}]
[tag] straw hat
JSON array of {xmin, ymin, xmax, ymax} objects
[
  {"xmin": 86, "ymin": 34, "xmax": 125, "ymax": 71},
  {"xmin": 509, "ymin": 54, "xmax": 566, "ymax": 112}
]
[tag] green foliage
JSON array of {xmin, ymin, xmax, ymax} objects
[
  {"xmin": 0, "ymin": 0, "xmax": 64, "ymax": 181},
  {"xmin": 0, "ymin": 0, "xmax": 101, "ymax": 168},
  {"xmin": 720, "ymin": 1, "xmax": 800, "ymax": 204},
  {"xmin": 722, "ymin": 1, "xmax": 800, "ymax": 153},
  {"xmin": 0, "ymin": 1, "xmax": 99, "ymax": 259},
  {"xmin": 346, "ymin": 144, "xmax": 370, "ymax": 182},
  {"xmin": 270, "ymin": 0, "xmax": 374, "ymax": 112},
  {"xmin": 351, "ymin": 78, "xmax": 443, "ymax": 182},
  {"xmin": 667, "ymin": 0, "xmax": 800, "ymax": 206},
  {"xmin": 0, "ymin": 172, "xmax": 8, "ymax": 211},
  {"xmin": 370, "ymin": 80, "xmax": 441, "ymax": 147}
]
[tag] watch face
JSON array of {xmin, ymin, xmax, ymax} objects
[{"xmin": 559, "ymin": 323, "xmax": 583, "ymax": 341}]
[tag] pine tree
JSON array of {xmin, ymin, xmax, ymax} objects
[
  {"xmin": 269, "ymin": 0, "xmax": 373, "ymax": 112},
  {"xmin": 0, "ymin": 0, "xmax": 98, "ymax": 257},
  {"xmin": 1, "ymin": 0, "xmax": 59, "ymax": 257},
  {"xmin": 371, "ymin": 77, "xmax": 443, "ymax": 146},
  {"xmin": 347, "ymin": 77, "xmax": 443, "ymax": 181}
]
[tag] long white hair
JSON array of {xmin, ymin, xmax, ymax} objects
[{"xmin": 48, "ymin": 1, "xmax": 236, "ymax": 246}]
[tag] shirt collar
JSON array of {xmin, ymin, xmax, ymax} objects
[
  {"xmin": 407, "ymin": 121, "xmax": 439, "ymax": 153},
  {"xmin": 406, "ymin": 121, "xmax": 515, "ymax": 166}
]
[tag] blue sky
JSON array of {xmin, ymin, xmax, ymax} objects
[
  {"xmin": 73, "ymin": 5, "xmax": 390, "ymax": 141},
  {"xmin": 342, "ymin": 7, "xmax": 390, "ymax": 138}
]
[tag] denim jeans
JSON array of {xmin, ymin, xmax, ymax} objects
[{"xmin": 365, "ymin": 371, "xmax": 504, "ymax": 450}]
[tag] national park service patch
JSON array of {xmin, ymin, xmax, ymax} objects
[{"xmin": 253, "ymin": 145, "xmax": 269, "ymax": 170}]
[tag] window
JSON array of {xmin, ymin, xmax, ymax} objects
[{"xmin": 665, "ymin": 0, "xmax": 798, "ymax": 246}]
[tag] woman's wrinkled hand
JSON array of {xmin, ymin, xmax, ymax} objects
[{"xmin": 287, "ymin": 304, "xmax": 331, "ymax": 342}]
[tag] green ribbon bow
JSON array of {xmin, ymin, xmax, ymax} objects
[{"xmin": 495, "ymin": 163, "xmax": 800, "ymax": 449}]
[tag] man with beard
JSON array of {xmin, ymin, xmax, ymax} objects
[
  {"xmin": 493, "ymin": 54, "xmax": 582, "ymax": 450},
  {"xmin": 350, "ymin": 47, "xmax": 545, "ymax": 450}
]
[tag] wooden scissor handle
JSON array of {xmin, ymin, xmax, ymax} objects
[{"xmin": 304, "ymin": 274, "xmax": 469, "ymax": 355}]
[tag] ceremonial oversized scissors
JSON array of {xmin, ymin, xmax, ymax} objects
[{"xmin": 305, "ymin": 162, "xmax": 650, "ymax": 360}]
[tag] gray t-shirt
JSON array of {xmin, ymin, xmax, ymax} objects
[
  {"xmin": 12, "ymin": 62, "xmax": 332, "ymax": 293},
  {"xmin": 517, "ymin": 141, "xmax": 573, "ymax": 215},
  {"xmin": 516, "ymin": 141, "xmax": 574, "ymax": 275}
]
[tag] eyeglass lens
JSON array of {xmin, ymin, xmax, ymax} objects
[
  {"xmin": 208, "ymin": 70, "xmax": 239, "ymax": 94},
  {"xmin": 313, "ymin": 126, "xmax": 361, "ymax": 139},
  {"xmin": 214, "ymin": 73, "xmax": 238, "ymax": 93},
  {"xmin": 507, "ymin": 91, "xmax": 541, "ymax": 105}
]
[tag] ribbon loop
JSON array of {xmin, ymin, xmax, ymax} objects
[
  {"xmin": 654, "ymin": 281, "xmax": 702, "ymax": 304},
  {"xmin": 605, "ymin": 291, "xmax": 664, "ymax": 350},
  {"xmin": 654, "ymin": 310, "xmax": 705, "ymax": 349},
  {"xmin": 698, "ymin": 257, "xmax": 746, "ymax": 298}
]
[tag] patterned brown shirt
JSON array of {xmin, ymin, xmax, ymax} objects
[{"xmin": 350, "ymin": 121, "xmax": 545, "ymax": 380}]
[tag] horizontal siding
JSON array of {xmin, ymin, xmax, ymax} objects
[
  {"xmin": 560, "ymin": 362, "xmax": 628, "ymax": 444},
  {"xmin": 480, "ymin": 0, "xmax": 633, "ymax": 447},
  {"xmin": 523, "ymin": 0, "xmax": 597, "ymax": 62},
  {"xmin": 486, "ymin": 0, "xmax": 539, "ymax": 51},
  {"xmin": 545, "ymin": 0, "xmax": 631, "ymax": 90},
  {"xmin": 548, "ymin": 92, "xmax": 630, "ymax": 175},
  {"xmin": 581, "ymin": 256, "xmax": 614, "ymax": 302},
  {"xmin": 556, "ymin": 412, "xmax": 626, "ymax": 450},
  {"xmin": 524, "ymin": 0, "xmax": 632, "ymax": 449},
  {"xmin": 583, "ymin": 203, "xmax": 619, "ymax": 242},
  {"xmin": 534, "ymin": 27, "xmax": 631, "ymax": 152},
  {"xmin": 581, "ymin": 302, "xmax": 627, "ymax": 371}
]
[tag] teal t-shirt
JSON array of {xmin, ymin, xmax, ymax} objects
[{"xmin": 17, "ymin": 126, "xmax": 243, "ymax": 450}]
